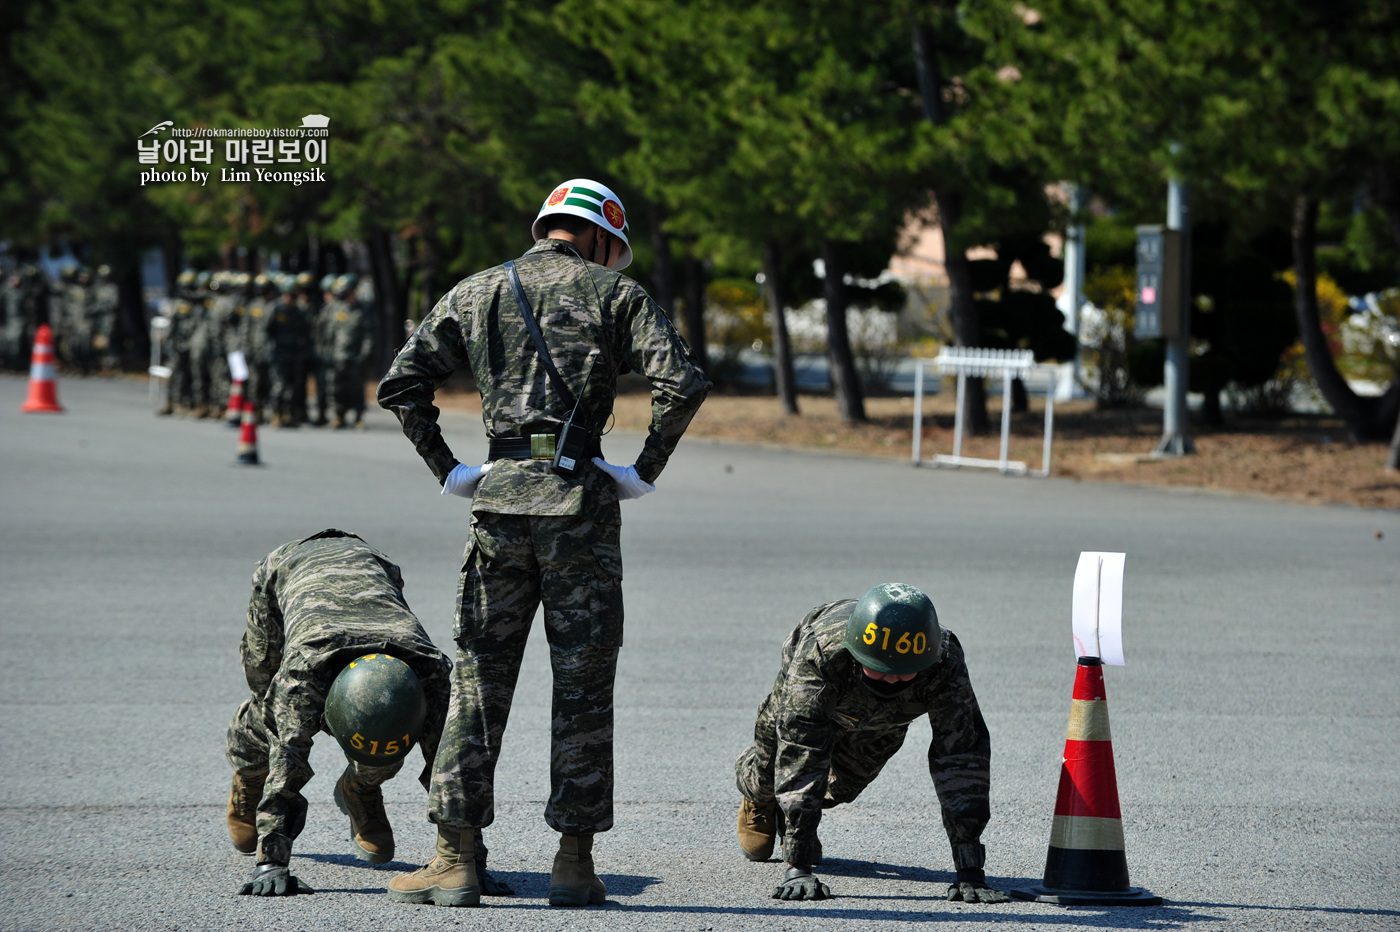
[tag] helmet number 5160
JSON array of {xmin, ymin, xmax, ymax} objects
[{"xmin": 862, "ymin": 623, "xmax": 926, "ymax": 655}]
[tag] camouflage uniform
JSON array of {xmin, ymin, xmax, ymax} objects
[
  {"xmin": 378, "ymin": 238, "xmax": 710, "ymax": 836},
  {"xmin": 325, "ymin": 292, "xmax": 373, "ymax": 424},
  {"xmin": 735, "ymin": 600, "xmax": 992, "ymax": 873},
  {"xmin": 165, "ymin": 295, "xmax": 197, "ymax": 412},
  {"xmin": 269, "ymin": 294, "xmax": 311, "ymax": 426},
  {"xmin": 225, "ymin": 529, "xmax": 453, "ymax": 865},
  {"xmin": 243, "ymin": 289, "xmax": 275, "ymax": 417},
  {"xmin": 90, "ymin": 271, "xmax": 121, "ymax": 370}
]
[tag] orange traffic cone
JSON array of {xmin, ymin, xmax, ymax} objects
[
  {"xmin": 236, "ymin": 399, "xmax": 260, "ymax": 465},
  {"xmin": 225, "ymin": 380, "xmax": 245, "ymax": 427},
  {"xmin": 1011, "ymin": 657, "xmax": 1161, "ymax": 906},
  {"xmin": 21, "ymin": 324, "xmax": 64, "ymax": 413}
]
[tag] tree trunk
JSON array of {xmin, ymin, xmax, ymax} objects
[
  {"xmin": 1387, "ymin": 402, "xmax": 1400, "ymax": 471},
  {"xmin": 683, "ymin": 254, "xmax": 709, "ymax": 374},
  {"xmin": 367, "ymin": 227, "xmax": 404, "ymax": 376},
  {"xmin": 763, "ymin": 239, "xmax": 799, "ymax": 415},
  {"xmin": 1291, "ymin": 195, "xmax": 1388, "ymax": 442},
  {"xmin": 650, "ymin": 206, "xmax": 677, "ymax": 320},
  {"xmin": 821, "ymin": 239, "xmax": 866, "ymax": 422},
  {"xmin": 914, "ymin": 21, "xmax": 989, "ymax": 434},
  {"xmin": 118, "ymin": 263, "xmax": 148, "ymax": 368},
  {"xmin": 944, "ymin": 241, "xmax": 991, "ymax": 434}
]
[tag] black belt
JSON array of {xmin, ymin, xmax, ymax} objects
[{"xmin": 487, "ymin": 434, "xmax": 601, "ymax": 462}]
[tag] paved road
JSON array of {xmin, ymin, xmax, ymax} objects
[{"xmin": 2, "ymin": 373, "xmax": 1396, "ymax": 932}]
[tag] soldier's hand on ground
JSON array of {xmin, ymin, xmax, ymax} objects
[
  {"xmin": 946, "ymin": 869, "xmax": 1009, "ymax": 904},
  {"xmin": 237, "ymin": 862, "xmax": 314, "ymax": 896},
  {"xmin": 441, "ymin": 462, "xmax": 492, "ymax": 498},
  {"xmin": 590, "ymin": 458, "xmax": 655, "ymax": 500},
  {"xmin": 771, "ymin": 865, "xmax": 832, "ymax": 901}
]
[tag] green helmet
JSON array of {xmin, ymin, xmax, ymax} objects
[
  {"xmin": 843, "ymin": 583, "xmax": 942, "ymax": 675},
  {"xmin": 323, "ymin": 653, "xmax": 426, "ymax": 766}
]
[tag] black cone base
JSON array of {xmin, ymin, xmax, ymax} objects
[
  {"xmin": 237, "ymin": 451, "xmax": 259, "ymax": 465},
  {"xmin": 1010, "ymin": 884, "xmax": 1162, "ymax": 906}
]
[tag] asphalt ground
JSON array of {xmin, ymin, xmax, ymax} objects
[{"xmin": 1, "ymin": 373, "xmax": 1397, "ymax": 932}]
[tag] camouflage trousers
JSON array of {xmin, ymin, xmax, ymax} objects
[
  {"xmin": 226, "ymin": 694, "xmax": 404, "ymax": 862},
  {"xmin": 428, "ymin": 512, "xmax": 624, "ymax": 836},
  {"xmin": 735, "ymin": 691, "xmax": 910, "ymax": 811}
]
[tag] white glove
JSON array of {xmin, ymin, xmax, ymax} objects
[
  {"xmin": 441, "ymin": 462, "xmax": 493, "ymax": 498},
  {"xmin": 591, "ymin": 457, "xmax": 655, "ymax": 500}
]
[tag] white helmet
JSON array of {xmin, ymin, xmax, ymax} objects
[{"xmin": 531, "ymin": 178, "xmax": 633, "ymax": 270}]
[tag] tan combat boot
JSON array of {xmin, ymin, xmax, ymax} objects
[
  {"xmin": 333, "ymin": 765, "xmax": 394, "ymax": 864},
  {"xmin": 387, "ymin": 826, "xmax": 481, "ymax": 907},
  {"xmin": 549, "ymin": 834, "xmax": 606, "ymax": 907},
  {"xmin": 226, "ymin": 771, "xmax": 265, "ymax": 855},
  {"xmin": 737, "ymin": 796, "xmax": 778, "ymax": 861}
]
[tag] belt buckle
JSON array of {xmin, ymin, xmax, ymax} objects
[{"xmin": 530, "ymin": 434, "xmax": 557, "ymax": 460}]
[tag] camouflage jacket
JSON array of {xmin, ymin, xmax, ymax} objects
[
  {"xmin": 378, "ymin": 239, "xmax": 711, "ymax": 520},
  {"xmin": 770, "ymin": 600, "xmax": 992, "ymax": 870},
  {"xmin": 325, "ymin": 297, "xmax": 372, "ymax": 365},
  {"xmin": 240, "ymin": 530, "xmax": 452, "ymax": 861}
]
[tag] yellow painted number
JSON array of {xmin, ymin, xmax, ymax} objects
[
  {"xmin": 880, "ymin": 627, "xmax": 891, "ymax": 650},
  {"xmin": 385, "ymin": 740, "xmax": 399, "ymax": 756},
  {"xmin": 350, "ymin": 732, "xmax": 365, "ymax": 750},
  {"xmin": 896, "ymin": 632, "xmax": 912, "ymax": 654},
  {"xmin": 863, "ymin": 622, "xmax": 877, "ymax": 645},
  {"xmin": 368, "ymin": 740, "xmax": 378, "ymax": 755},
  {"xmin": 913, "ymin": 632, "xmax": 927, "ymax": 654}
]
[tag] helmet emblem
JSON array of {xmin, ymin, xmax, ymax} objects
[{"xmin": 602, "ymin": 199, "xmax": 626, "ymax": 229}]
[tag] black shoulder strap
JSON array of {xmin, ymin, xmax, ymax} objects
[{"xmin": 505, "ymin": 259, "xmax": 575, "ymax": 409}]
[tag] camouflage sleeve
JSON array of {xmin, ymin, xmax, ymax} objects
[
  {"xmin": 924, "ymin": 634, "xmax": 992, "ymax": 871},
  {"xmin": 614, "ymin": 283, "xmax": 711, "ymax": 484},
  {"xmin": 240, "ymin": 558, "xmax": 283, "ymax": 697},
  {"xmin": 772, "ymin": 655, "xmax": 837, "ymax": 867},
  {"xmin": 255, "ymin": 656, "xmax": 328, "ymax": 865},
  {"xmin": 376, "ymin": 286, "xmax": 473, "ymax": 484}
]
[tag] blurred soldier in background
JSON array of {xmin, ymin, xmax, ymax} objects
[
  {"xmin": 90, "ymin": 265, "xmax": 121, "ymax": 370},
  {"xmin": 162, "ymin": 270, "xmax": 198, "ymax": 415},
  {"xmin": 206, "ymin": 272, "xmax": 240, "ymax": 411},
  {"xmin": 59, "ymin": 267, "xmax": 97, "ymax": 374},
  {"xmin": 188, "ymin": 271, "xmax": 218, "ymax": 417},
  {"xmin": 244, "ymin": 274, "xmax": 278, "ymax": 422},
  {"xmin": 326, "ymin": 274, "xmax": 372, "ymax": 429},
  {"xmin": 269, "ymin": 274, "xmax": 312, "ymax": 427},
  {"xmin": 309, "ymin": 274, "xmax": 336, "ymax": 426}
]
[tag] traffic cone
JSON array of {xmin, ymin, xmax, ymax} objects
[
  {"xmin": 236, "ymin": 399, "xmax": 260, "ymax": 465},
  {"xmin": 225, "ymin": 380, "xmax": 245, "ymax": 427},
  {"xmin": 1011, "ymin": 657, "xmax": 1161, "ymax": 906},
  {"xmin": 21, "ymin": 324, "xmax": 64, "ymax": 413}
]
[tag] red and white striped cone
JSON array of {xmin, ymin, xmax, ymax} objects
[
  {"xmin": 225, "ymin": 380, "xmax": 245, "ymax": 427},
  {"xmin": 236, "ymin": 399, "xmax": 260, "ymax": 465},
  {"xmin": 21, "ymin": 324, "xmax": 64, "ymax": 413},
  {"xmin": 1011, "ymin": 657, "xmax": 1161, "ymax": 906}
]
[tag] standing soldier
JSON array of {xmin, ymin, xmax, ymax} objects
[
  {"xmin": 734, "ymin": 584, "xmax": 1010, "ymax": 905},
  {"xmin": 226, "ymin": 529, "xmax": 511, "ymax": 898},
  {"xmin": 90, "ymin": 265, "xmax": 122, "ymax": 370},
  {"xmin": 188, "ymin": 271, "xmax": 218, "ymax": 417},
  {"xmin": 62, "ymin": 267, "xmax": 97, "ymax": 373},
  {"xmin": 162, "ymin": 270, "xmax": 198, "ymax": 415},
  {"xmin": 309, "ymin": 273, "xmax": 336, "ymax": 426},
  {"xmin": 268, "ymin": 275, "xmax": 312, "ymax": 427},
  {"xmin": 378, "ymin": 179, "xmax": 710, "ymax": 908},
  {"xmin": 1, "ymin": 268, "xmax": 20, "ymax": 369},
  {"xmin": 205, "ymin": 272, "xmax": 239, "ymax": 412},
  {"xmin": 244, "ymin": 274, "xmax": 278, "ymax": 422},
  {"xmin": 326, "ymin": 274, "xmax": 372, "ymax": 429}
]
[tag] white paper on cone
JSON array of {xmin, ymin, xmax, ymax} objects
[
  {"xmin": 228, "ymin": 351, "xmax": 249, "ymax": 383},
  {"xmin": 1071, "ymin": 551, "xmax": 1126, "ymax": 665}
]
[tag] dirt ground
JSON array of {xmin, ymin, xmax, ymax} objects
[{"xmin": 433, "ymin": 378, "xmax": 1400, "ymax": 511}]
